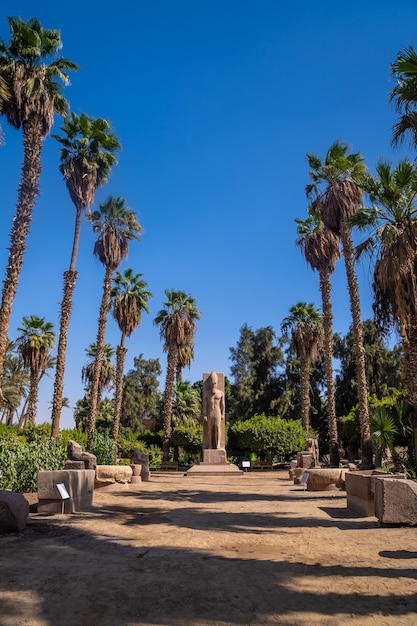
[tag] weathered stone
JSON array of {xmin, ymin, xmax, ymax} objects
[
  {"xmin": 67, "ymin": 440, "xmax": 97, "ymax": 470},
  {"xmin": 346, "ymin": 471, "xmax": 406, "ymax": 517},
  {"xmin": 64, "ymin": 460, "xmax": 85, "ymax": 470},
  {"xmin": 133, "ymin": 449, "xmax": 150, "ymax": 482},
  {"xmin": 0, "ymin": 490, "xmax": 29, "ymax": 533},
  {"xmin": 95, "ymin": 465, "xmax": 133, "ymax": 489},
  {"xmin": 37, "ymin": 470, "xmax": 95, "ymax": 514},
  {"xmin": 375, "ymin": 478, "xmax": 417, "ymax": 526},
  {"xmin": 296, "ymin": 452, "xmax": 315, "ymax": 469},
  {"xmin": 306, "ymin": 468, "xmax": 347, "ymax": 491}
]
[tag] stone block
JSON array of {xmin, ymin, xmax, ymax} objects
[
  {"xmin": 37, "ymin": 470, "xmax": 95, "ymax": 514},
  {"xmin": 306, "ymin": 468, "xmax": 347, "ymax": 491},
  {"xmin": 375, "ymin": 478, "xmax": 417, "ymax": 526},
  {"xmin": 346, "ymin": 471, "xmax": 406, "ymax": 517},
  {"xmin": 202, "ymin": 449, "xmax": 227, "ymax": 464},
  {"xmin": 296, "ymin": 452, "xmax": 315, "ymax": 469},
  {"xmin": 95, "ymin": 465, "xmax": 132, "ymax": 489},
  {"xmin": 0, "ymin": 490, "xmax": 29, "ymax": 533}
]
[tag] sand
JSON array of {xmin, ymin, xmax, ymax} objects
[{"xmin": 1, "ymin": 470, "xmax": 417, "ymax": 626}]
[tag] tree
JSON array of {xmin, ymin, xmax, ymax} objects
[
  {"xmin": 390, "ymin": 45, "xmax": 417, "ymax": 147},
  {"xmin": 50, "ymin": 112, "xmax": 120, "ymax": 435},
  {"xmin": 1, "ymin": 341, "xmax": 29, "ymax": 425},
  {"xmin": 154, "ymin": 290, "xmax": 201, "ymax": 460},
  {"xmin": 296, "ymin": 204, "xmax": 341, "ymax": 465},
  {"xmin": 86, "ymin": 196, "xmax": 142, "ymax": 449},
  {"xmin": 229, "ymin": 325, "xmax": 283, "ymax": 420},
  {"xmin": 172, "ymin": 380, "xmax": 201, "ymax": 428},
  {"xmin": 0, "ymin": 17, "xmax": 77, "ymax": 390},
  {"xmin": 121, "ymin": 355, "xmax": 161, "ymax": 430},
  {"xmin": 353, "ymin": 158, "xmax": 417, "ymax": 468},
  {"xmin": 281, "ymin": 302, "xmax": 323, "ymax": 434},
  {"xmin": 81, "ymin": 343, "xmax": 115, "ymax": 399},
  {"xmin": 110, "ymin": 269, "xmax": 151, "ymax": 456},
  {"xmin": 16, "ymin": 316, "xmax": 55, "ymax": 425},
  {"xmin": 306, "ymin": 140, "xmax": 372, "ymax": 466}
]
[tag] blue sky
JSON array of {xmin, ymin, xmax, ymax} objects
[{"xmin": 0, "ymin": 0, "xmax": 416, "ymax": 429}]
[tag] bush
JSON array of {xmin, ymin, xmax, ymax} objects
[
  {"xmin": 0, "ymin": 438, "xmax": 67, "ymax": 492},
  {"xmin": 228, "ymin": 414, "xmax": 305, "ymax": 459},
  {"xmin": 148, "ymin": 444, "xmax": 163, "ymax": 469},
  {"xmin": 172, "ymin": 426, "xmax": 203, "ymax": 455},
  {"xmin": 90, "ymin": 431, "xmax": 115, "ymax": 465}
]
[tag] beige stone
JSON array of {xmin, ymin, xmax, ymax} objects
[
  {"xmin": 95, "ymin": 465, "xmax": 133, "ymax": 487},
  {"xmin": 375, "ymin": 478, "xmax": 417, "ymax": 526},
  {"xmin": 0, "ymin": 490, "xmax": 29, "ymax": 532},
  {"xmin": 306, "ymin": 468, "xmax": 347, "ymax": 491},
  {"xmin": 37, "ymin": 470, "xmax": 95, "ymax": 513}
]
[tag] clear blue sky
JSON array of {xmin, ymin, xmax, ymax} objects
[{"xmin": 1, "ymin": 1, "xmax": 416, "ymax": 429}]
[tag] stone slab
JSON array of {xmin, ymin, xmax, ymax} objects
[
  {"xmin": 375, "ymin": 478, "xmax": 417, "ymax": 526},
  {"xmin": 95, "ymin": 465, "xmax": 133, "ymax": 487},
  {"xmin": 185, "ymin": 463, "xmax": 243, "ymax": 477},
  {"xmin": 346, "ymin": 471, "xmax": 406, "ymax": 517},
  {"xmin": 202, "ymin": 449, "xmax": 227, "ymax": 464},
  {"xmin": 37, "ymin": 470, "xmax": 95, "ymax": 514},
  {"xmin": 306, "ymin": 468, "xmax": 347, "ymax": 491}
]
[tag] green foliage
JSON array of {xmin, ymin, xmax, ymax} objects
[
  {"xmin": 117, "ymin": 437, "xmax": 147, "ymax": 460},
  {"xmin": 228, "ymin": 414, "xmax": 305, "ymax": 459},
  {"xmin": 172, "ymin": 425, "xmax": 203, "ymax": 454},
  {"xmin": 0, "ymin": 438, "xmax": 66, "ymax": 492},
  {"xmin": 148, "ymin": 444, "xmax": 163, "ymax": 468},
  {"xmin": 137, "ymin": 430, "xmax": 163, "ymax": 448},
  {"xmin": 90, "ymin": 431, "xmax": 115, "ymax": 465}
]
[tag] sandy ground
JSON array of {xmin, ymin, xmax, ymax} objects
[{"xmin": 1, "ymin": 470, "xmax": 417, "ymax": 626}]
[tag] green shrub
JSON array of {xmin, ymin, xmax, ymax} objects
[
  {"xmin": 148, "ymin": 444, "xmax": 163, "ymax": 469},
  {"xmin": 228, "ymin": 414, "xmax": 305, "ymax": 459},
  {"xmin": 117, "ymin": 437, "xmax": 147, "ymax": 461},
  {"xmin": 90, "ymin": 431, "xmax": 115, "ymax": 465},
  {"xmin": 172, "ymin": 426, "xmax": 203, "ymax": 455}
]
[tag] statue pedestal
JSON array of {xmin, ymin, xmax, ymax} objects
[{"xmin": 185, "ymin": 448, "xmax": 242, "ymax": 477}]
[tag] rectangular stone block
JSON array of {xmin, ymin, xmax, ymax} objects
[
  {"xmin": 375, "ymin": 478, "xmax": 417, "ymax": 526},
  {"xmin": 203, "ymin": 449, "xmax": 227, "ymax": 464},
  {"xmin": 346, "ymin": 471, "xmax": 406, "ymax": 517},
  {"xmin": 37, "ymin": 470, "xmax": 95, "ymax": 514}
]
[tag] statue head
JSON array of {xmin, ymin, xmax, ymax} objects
[{"xmin": 209, "ymin": 371, "xmax": 218, "ymax": 389}]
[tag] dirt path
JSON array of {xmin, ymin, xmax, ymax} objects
[{"xmin": 1, "ymin": 470, "xmax": 417, "ymax": 625}]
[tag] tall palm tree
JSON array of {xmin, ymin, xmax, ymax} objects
[
  {"xmin": 50, "ymin": 112, "xmax": 120, "ymax": 435},
  {"xmin": 296, "ymin": 204, "xmax": 341, "ymax": 465},
  {"xmin": 110, "ymin": 268, "xmax": 151, "ymax": 457},
  {"xmin": 154, "ymin": 290, "xmax": 201, "ymax": 460},
  {"xmin": 0, "ymin": 17, "xmax": 77, "ymax": 390},
  {"xmin": 306, "ymin": 140, "xmax": 372, "ymax": 466},
  {"xmin": 390, "ymin": 45, "xmax": 417, "ymax": 147},
  {"xmin": 16, "ymin": 315, "xmax": 55, "ymax": 425},
  {"xmin": 81, "ymin": 343, "xmax": 115, "ymax": 399},
  {"xmin": 86, "ymin": 196, "xmax": 142, "ymax": 449},
  {"xmin": 353, "ymin": 158, "xmax": 417, "ymax": 469},
  {"xmin": 1, "ymin": 341, "xmax": 29, "ymax": 425},
  {"xmin": 281, "ymin": 302, "xmax": 323, "ymax": 435}
]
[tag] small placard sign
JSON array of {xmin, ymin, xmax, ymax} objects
[
  {"xmin": 242, "ymin": 461, "xmax": 251, "ymax": 468},
  {"xmin": 300, "ymin": 471, "xmax": 309, "ymax": 485},
  {"xmin": 56, "ymin": 483, "xmax": 70, "ymax": 500}
]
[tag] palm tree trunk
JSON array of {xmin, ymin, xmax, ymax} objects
[
  {"xmin": 87, "ymin": 264, "xmax": 113, "ymax": 450},
  {"xmin": 26, "ymin": 368, "xmax": 39, "ymax": 425},
  {"xmin": 162, "ymin": 348, "xmax": 177, "ymax": 461},
  {"xmin": 403, "ymin": 315, "xmax": 417, "ymax": 474},
  {"xmin": 0, "ymin": 117, "xmax": 42, "ymax": 390},
  {"xmin": 340, "ymin": 220, "xmax": 372, "ymax": 467},
  {"xmin": 112, "ymin": 338, "xmax": 127, "ymax": 461},
  {"xmin": 319, "ymin": 269, "xmax": 339, "ymax": 466},
  {"xmin": 51, "ymin": 206, "xmax": 83, "ymax": 436},
  {"xmin": 299, "ymin": 355, "xmax": 310, "ymax": 434},
  {"xmin": 51, "ymin": 269, "xmax": 78, "ymax": 436}
]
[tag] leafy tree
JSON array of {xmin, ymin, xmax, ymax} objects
[
  {"xmin": 110, "ymin": 269, "xmax": 151, "ymax": 457},
  {"xmin": 296, "ymin": 204, "xmax": 341, "ymax": 464},
  {"xmin": 154, "ymin": 290, "xmax": 201, "ymax": 460},
  {"xmin": 121, "ymin": 355, "xmax": 161, "ymax": 430},
  {"xmin": 86, "ymin": 196, "xmax": 142, "ymax": 449},
  {"xmin": 229, "ymin": 325, "xmax": 283, "ymax": 420},
  {"xmin": 50, "ymin": 112, "xmax": 120, "ymax": 435},
  {"xmin": 81, "ymin": 343, "xmax": 115, "ymax": 399},
  {"xmin": 352, "ymin": 159, "xmax": 417, "ymax": 467},
  {"xmin": 281, "ymin": 303, "xmax": 323, "ymax": 434},
  {"xmin": 0, "ymin": 17, "xmax": 77, "ymax": 389},
  {"xmin": 306, "ymin": 140, "xmax": 372, "ymax": 466},
  {"xmin": 16, "ymin": 316, "xmax": 55, "ymax": 425},
  {"xmin": 390, "ymin": 45, "xmax": 417, "ymax": 147},
  {"xmin": 228, "ymin": 414, "xmax": 305, "ymax": 460}
]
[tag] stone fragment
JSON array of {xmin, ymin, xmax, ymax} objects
[
  {"xmin": 375, "ymin": 478, "xmax": 417, "ymax": 526},
  {"xmin": 0, "ymin": 490, "xmax": 29, "ymax": 533}
]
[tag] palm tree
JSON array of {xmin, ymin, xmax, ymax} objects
[
  {"xmin": 154, "ymin": 290, "xmax": 201, "ymax": 460},
  {"xmin": 390, "ymin": 45, "xmax": 417, "ymax": 147},
  {"xmin": 370, "ymin": 408, "xmax": 398, "ymax": 468},
  {"xmin": 296, "ymin": 204, "xmax": 341, "ymax": 465},
  {"xmin": 1, "ymin": 341, "xmax": 29, "ymax": 425},
  {"xmin": 353, "ymin": 158, "xmax": 417, "ymax": 469},
  {"xmin": 0, "ymin": 17, "xmax": 77, "ymax": 390},
  {"xmin": 50, "ymin": 112, "xmax": 120, "ymax": 435},
  {"xmin": 81, "ymin": 343, "xmax": 115, "ymax": 399},
  {"xmin": 172, "ymin": 380, "xmax": 201, "ymax": 428},
  {"xmin": 110, "ymin": 268, "xmax": 152, "ymax": 457},
  {"xmin": 86, "ymin": 196, "xmax": 142, "ymax": 449},
  {"xmin": 16, "ymin": 316, "xmax": 55, "ymax": 425},
  {"xmin": 281, "ymin": 302, "xmax": 323, "ymax": 434},
  {"xmin": 306, "ymin": 140, "xmax": 372, "ymax": 467}
]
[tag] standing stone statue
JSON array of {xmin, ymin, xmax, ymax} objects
[{"xmin": 203, "ymin": 371, "xmax": 225, "ymax": 450}]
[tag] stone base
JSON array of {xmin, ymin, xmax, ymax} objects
[
  {"xmin": 203, "ymin": 449, "xmax": 227, "ymax": 464},
  {"xmin": 37, "ymin": 470, "xmax": 95, "ymax": 514},
  {"xmin": 185, "ymin": 463, "xmax": 243, "ymax": 477},
  {"xmin": 375, "ymin": 478, "xmax": 417, "ymax": 526}
]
